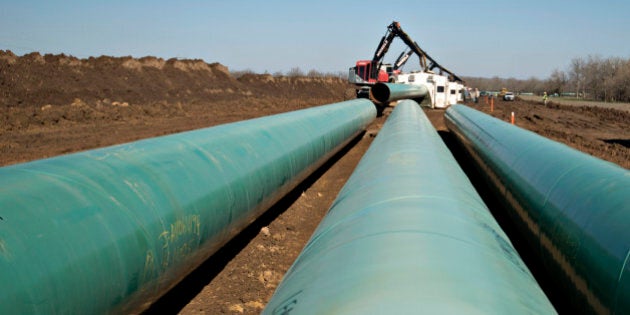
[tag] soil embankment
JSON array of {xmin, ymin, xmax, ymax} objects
[{"xmin": 0, "ymin": 51, "xmax": 353, "ymax": 166}]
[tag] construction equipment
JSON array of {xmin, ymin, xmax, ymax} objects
[
  {"xmin": 347, "ymin": 51, "xmax": 407, "ymax": 99},
  {"xmin": 348, "ymin": 21, "xmax": 465, "ymax": 103},
  {"xmin": 348, "ymin": 22, "xmax": 464, "ymax": 84},
  {"xmin": 393, "ymin": 49, "xmax": 414, "ymax": 72}
]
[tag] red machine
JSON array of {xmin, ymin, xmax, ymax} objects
[{"xmin": 348, "ymin": 21, "xmax": 463, "ymax": 98}]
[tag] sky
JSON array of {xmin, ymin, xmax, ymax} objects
[{"xmin": 1, "ymin": 0, "xmax": 629, "ymax": 79}]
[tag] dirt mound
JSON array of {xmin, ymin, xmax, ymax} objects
[
  {"xmin": 0, "ymin": 50, "xmax": 351, "ymax": 122},
  {"xmin": 0, "ymin": 51, "xmax": 352, "ymax": 165},
  {"xmin": 0, "ymin": 51, "xmax": 242, "ymax": 108}
]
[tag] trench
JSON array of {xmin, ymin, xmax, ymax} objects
[
  {"xmin": 143, "ymin": 132, "xmax": 367, "ymax": 314},
  {"xmin": 437, "ymin": 128, "xmax": 576, "ymax": 314}
]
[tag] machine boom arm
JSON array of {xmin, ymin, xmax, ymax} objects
[
  {"xmin": 387, "ymin": 21, "xmax": 463, "ymax": 82},
  {"xmin": 350, "ymin": 21, "xmax": 464, "ymax": 88}
]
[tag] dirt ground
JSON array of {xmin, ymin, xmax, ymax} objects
[
  {"xmin": 474, "ymin": 96, "xmax": 630, "ymax": 169},
  {"xmin": 1, "ymin": 52, "xmax": 628, "ymax": 314}
]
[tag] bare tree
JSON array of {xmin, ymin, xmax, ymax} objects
[
  {"xmin": 307, "ymin": 69, "xmax": 323, "ymax": 77},
  {"xmin": 547, "ymin": 68, "xmax": 568, "ymax": 95},
  {"xmin": 287, "ymin": 67, "xmax": 305, "ymax": 77},
  {"xmin": 455, "ymin": 54, "xmax": 630, "ymax": 102},
  {"xmin": 611, "ymin": 59, "xmax": 630, "ymax": 102},
  {"xmin": 569, "ymin": 57, "xmax": 586, "ymax": 98}
]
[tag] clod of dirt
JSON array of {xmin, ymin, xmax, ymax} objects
[{"xmin": 260, "ymin": 227, "xmax": 271, "ymax": 237}]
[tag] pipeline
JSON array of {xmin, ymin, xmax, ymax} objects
[
  {"xmin": 0, "ymin": 99, "xmax": 376, "ymax": 314},
  {"xmin": 264, "ymin": 100, "xmax": 556, "ymax": 314},
  {"xmin": 445, "ymin": 104, "xmax": 630, "ymax": 315},
  {"xmin": 369, "ymin": 82, "xmax": 428, "ymax": 104}
]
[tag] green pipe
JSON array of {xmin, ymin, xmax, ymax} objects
[
  {"xmin": 0, "ymin": 99, "xmax": 376, "ymax": 314},
  {"xmin": 369, "ymin": 82, "xmax": 428, "ymax": 103},
  {"xmin": 445, "ymin": 104, "xmax": 630, "ymax": 315},
  {"xmin": 264, "ymin": 100, "xmax": 555, "ymax": 314}
]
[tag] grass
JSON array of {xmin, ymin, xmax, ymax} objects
[{"xmin": 518, "ymin": 95, "xmax": 630, "ymax": 112}]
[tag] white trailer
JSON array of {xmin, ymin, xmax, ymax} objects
[{"xmin": 395, "ymin": 71, "xmax": 465, "ymax": 109}]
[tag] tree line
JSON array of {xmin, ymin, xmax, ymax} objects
[
  {"xmin": 463, "ymin": 55, "xmax": 630, "ymax": 102},
  {"xmin": 232, "ymin": 55, "xmax": 630, "ymax": 103}
]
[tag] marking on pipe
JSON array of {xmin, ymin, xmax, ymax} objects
[
  {"xmin": 142, "ymin": 251, "xmax": 156, "ymax": 283},
  {"xmin": 158, "ymin": 215, "xmax": 202, "ymax": 269},
  {"xmin": 614, "ymin": 248, "xmax": 630, "ymax": 313},
  {"xmin": 0, "ymin": 239, "xmax": 11, "ymax": 260},
  {"xmin": 618, "ymin": 249, "xmax": 630, "ymax": 283},
  {"xmin": 272, "ymin": 290, "xmax": 302, "ymax": 315}
]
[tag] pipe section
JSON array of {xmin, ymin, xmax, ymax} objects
[
  {"xmin": 370, "ymin": 82, "xmax": 428, "ymax": 103},
  {"xmin": 445, "ymin": 104, "xmax": 630, "ymax": 315},
  {"xmin": 0, "ymin": 99, "xmax": 376, "ymax": 314},
  {"xmin": 264, "ymin": 100, "xmax": 555, "ymax": 314}
]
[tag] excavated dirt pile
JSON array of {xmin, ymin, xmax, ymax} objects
[
  {"xmin": 1, "ymin": 51, "xmax": 628, "ymax": 314},
  {"xmin": 0, "ymin": 50, "xmax": 353, "ymax": 165}
]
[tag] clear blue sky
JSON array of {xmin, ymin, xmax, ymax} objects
[{"xmin": 1, "ymin": 0, "xmax": 629, "ymax": 79}]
